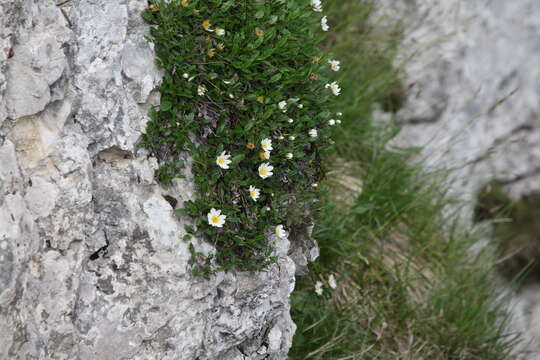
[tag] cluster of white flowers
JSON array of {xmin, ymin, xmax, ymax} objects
[
  {"xmin": 203, "ymin": 4, "xmax": 343, "ymax": 237},
  {"xmin": 314, "ymin": 274, "xmax": 338, "ymax": 295},
  {"xmin": 209, "ymin": 134, "xmax": 284, "ymax": 225},
  {"xmin": 321, "ymin": 16, "xmax": 329, "ymax": 32}
]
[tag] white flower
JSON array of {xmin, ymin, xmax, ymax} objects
[
  {"xmin": 328, "ymin": 59, "xmax": 340, "ymax": 71},
  {"xmin": 289, "ymin": 135, "xmax": 295, "ymax": 141},
  {"xmin": 197, "ymin": 85, "xmax": 207, "ymax": 96},
  {"xmin": 278, "ymin": 101, "xmax": 287, "ymax": 112},
  {"xmin": 258, "ymin": 163, "xmax": 274, "ymax": 179},
  {"xmin": 223, "ymin": 80, "xmax": 232, "ymax": 84},
  {"xmin": 297, "ymin": 104, "xmax": 303, "ymax": 109},
  {"xmin": 275, "ymin": 225, "xmax": 287, "ymax": 238},
  {"xmin": 183, "ymin": 73, "xmax": 189, "ymax": 79},
  {"xmin": 208, "ymin": 208, "xmax": 226, "ymax": 227},
  {"xmin": 265, "ymin": 206, "xmax": 271, "ymax": 211},
  {"xmin": 260, "ymin": 151, "xmax": 271, "ymax": 160},
  {"xmin": 321, "ymin": 16, "xmax": 329, "ymax": 31},
  {"xmin": 325, "ymin": 81, "xmax": 341, "ymax": 96},
  {"xmin": 309, "ymin": 128, "xmax": 318, "ymax": 138},
  {"xmin": 286, "ymin": 153, "xmax": 293, "ymax": 159},
  {"xmin": 328, "ymin": 274, "xmax": 337, "ymax": 289},
  {"xmin": 315, "ymin": 281, "xmax": 323, "ymax": 295},
  {"xmin": 261, "ymin": 138, "xmax": 273, "ymax": 151},
  {"xmin": 216, "ymin": 151, "xmax": 232, "ymax": 169},
  {"xmin": 336, "ymin": 112, "xmax": 343, "ymax": 116},
  {"xmin": 336, "ymin": 119, "xmax": 341, "ymax": 124},
  {"xmin": 288, "ymin": 118, "xmax": 294, "ymax": 123},
  {"xmin": 249, "ymin": 185, "xmax": 260, "ymax": 201},
  {"xmin": 310, "ymin": 0, "xmax": 322, "ymax": 12},
  {"xmin": 216, "ymin": 28, "xmax": 225, "ymax": 36},
  {"xmin": 278, "ymin": 135, "xmax": 284, "ymax": 140},
  {"xmin": 328, "ymin": 119, "xmax": 336, "ymax": 125},
  {"xmin": 229, "ymin": 94, "xmax": 234, "ymax": 99},
  {"xmin": 312, "ymin": 183, "xmax": 318, "ymax": 188}
]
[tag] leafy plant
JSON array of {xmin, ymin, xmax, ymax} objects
[{"xmin": 141, "ymin": 0, "xmax": 342, "ymax": 276}]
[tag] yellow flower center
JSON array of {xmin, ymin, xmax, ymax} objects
[
  {"xmin": 246, "ymin": 143, "xmax": 255, "ymax": 150},
  {"xmin": 255, "ymin": 28, "xmax": 264, "ymax": 37},
  {"xmin": 250, "ymin": 191, "xmax": 256, "ymax": 197},
  {"xmin": 181, "ymin": 0, "xmax": 189, "ymax": 7},
  {"xmin": 207, "ymin": 49, "xmax": 215, "ymax": 57},
  {"xmin": 202, "ymin": 20, "xmax": 211, "ymax": 30},
  {"xmin": 259, "ymin": 152, "xmax": 267, "ymax": 160},
  {"xmin": 211, "ymin": 216, "xmax": 220, "ymax": 223},
  {"xmin": 218, "ymin": 157, "xmax": 225, "ymax": 164},
  {"xmin": 260, "ymin": 168, "xmax": 267, "ymax": 175},
  {"xmin": 256, "ymin": 96, "xmax": 264, "ymax": 103}
]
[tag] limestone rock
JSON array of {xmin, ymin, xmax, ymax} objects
[
  {"xmin": 374, "ymin": 0, "xmax": 540, "ymax": 357},
  {"xmin": 0, "ymin": 0, "xmax": 306, "ymax": 358}
]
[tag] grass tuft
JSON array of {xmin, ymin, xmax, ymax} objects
[{"xmin": 289, "ymin": 0, "xmax": 519, "ymax": 358}]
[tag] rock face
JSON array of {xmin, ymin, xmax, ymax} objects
[
  {"xmin": 374, "ymin": 0, "xmax": 540, "ymax": 358},
  {"xmin": 0, "ymin": 1, "xmax": 300, "ymax": 358}
]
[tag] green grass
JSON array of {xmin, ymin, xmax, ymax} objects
[{"xmin": 289, "ymin": 1, "xmax": 519, "ymax": 358}]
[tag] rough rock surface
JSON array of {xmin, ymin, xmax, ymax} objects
[
  {"xmin": 0, "ymin": 1, "xmax": 304, "ymax": 358},
  {"xmin": 374, "ymin": 0, "xmax": 540, "ymax": 358}
]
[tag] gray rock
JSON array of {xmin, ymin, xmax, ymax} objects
[
  {"xmin": 0, "ymin": 0, "xmax": 307, "ymax": 358},
  {"xmin": 374, "ymin": 0, "xmax": 540, "ymax": 357}
]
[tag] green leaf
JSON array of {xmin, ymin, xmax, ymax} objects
[
  {"xmin": 160, "ymin": 100, "xmax": 172, "ymax": 111},
  {"xmin": 176, "ymin": 208, "xmax": 190, "ymax": 217},
  {"xmin": 270, "ymin": 73, "xmax": 282, "ymax": 82},
  {"xmin": 231, "ymin": 154, "xmax": 245, "ymax": 165}
]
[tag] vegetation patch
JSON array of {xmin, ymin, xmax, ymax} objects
[
  {"xmin": 141, "ymin": 0, "xmax": 342, "ymax": 276},
  {"xmin": 289, "ymin": 1, "xmax": 518, "ymax": 358}
]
